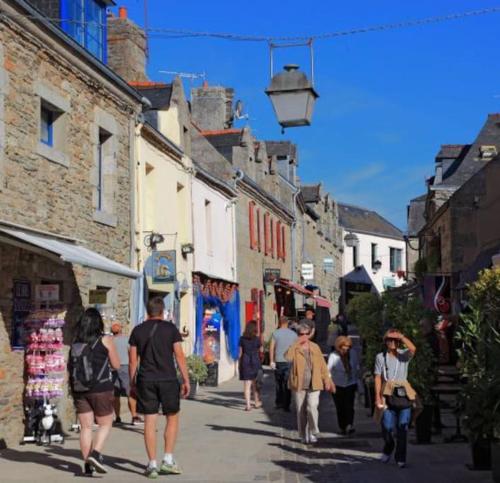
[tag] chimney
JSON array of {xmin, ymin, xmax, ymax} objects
[
  {"xmin": 107, "ymin": 7, "xmax": 148, "ymax": 83},
  {"xmin": 191, "ymin": 85, "xmax": 235, "ymax": 131}
]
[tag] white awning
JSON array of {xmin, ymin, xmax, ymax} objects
[{"xmin": 0, "ymin": 226, "xmax": 141, "ymax": 279}]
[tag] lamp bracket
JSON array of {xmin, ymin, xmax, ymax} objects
[{"xmin": 269, "ymin": 38, "xmax": 315, "ymax": 85}]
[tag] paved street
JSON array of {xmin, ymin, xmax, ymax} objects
[{"xmin": 0, "ymin": 369, "xmax": 492, "ymax": 483}]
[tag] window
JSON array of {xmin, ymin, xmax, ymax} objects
[
  {"xmin": 40, "ymin": 105, "xmax": 54, "ymax": 146},
  {"xmin": 61, "ymin": 0, "xmax": 108, "ymax": 62},
  {"xmin": 205, "ymin": 200, "xmax": 213, "ymax": 256},
  {"xmin": 96, "ymin": 129, "xmax": 111, "ymax": 212},
  {"xmin": 352, "ymin": 245, "xmax": 358, "ymax": 268},
  {"xmin": 371, "ymin": 243, "xmax": 378, "ymax": 269},
  {"xmin": 390, "ymin": 248, "xmax": 403, "ymax": 272}
]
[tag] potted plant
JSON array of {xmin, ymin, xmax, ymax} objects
[
  {"xmin": 186, "ymin": 354, "xmax": 208, "ymax": 399},
  {"xmin": 456, "ymin": 268, "xmax": 500, "ymax": 471}
]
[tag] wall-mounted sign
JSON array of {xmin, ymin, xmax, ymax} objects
[
  {"xmin": 89, "ymin": 288, "xmax": 108, "ymax": 305},
  {"xmin": 263, "ymin": 268, "xmax": 281, "ymax": 284},
  {"xmin": 152, "ymin": 250, "xmax": 176, "ymax": 283},
  {"xmin": 35, "ymin": 284, "xmax": 60, "ymax": 302},
  {"xmin": 383, "ymin": 277, "xmax": 396, "ymax": 289},
  {"xmin": 301, "ymin": 263, "xmax": 314, "ymax": 281},
  {"xmin": 323, "ymin": 258, "xmax": 334, "ymax": 273}
]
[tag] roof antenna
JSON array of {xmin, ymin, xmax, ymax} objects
[{"xmin": 159, "ymin": 71, "xmax": 207, "ymax": 100}]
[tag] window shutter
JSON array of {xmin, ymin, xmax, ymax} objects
[
  {"xmin": 277, "ymin": 221, "xmax": 282, "ymax": 259},
  {"xmin": 281, "ymin": 225, "xmax": 286, "ymax": 261},
  {"xmin": 256, "ymin": 208, "xmax": 261, "ymax": 252},
  {"xmin": 270, "ymin": 219, "xmax": 275, "ymax": 258},
  {"xmin": 264, "ymin": 213, "xmax": 270, "ymax": 256},
  {"xmin": 249, "ymin": 201, "xmax": 256, "ymax": 250}
]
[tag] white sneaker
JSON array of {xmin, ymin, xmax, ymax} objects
[
  {"xmin": 301, "ymin": 434, "xmax": 310, "ymax": 444},
  {"xmin": 380, "ymin": 453, "xmax": 391, "ymax": 463},
  {"xmin": 397, "ymin": 462, "xmax": 406, "ymax": 469},
  {"xmin": 309, "ymin": 434, "xmax": 318, "ymax": 443}
]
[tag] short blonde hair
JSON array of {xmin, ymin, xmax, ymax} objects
[{"xmin": 335, "ymin": 336, "xmax": 353, "ymax": 352}]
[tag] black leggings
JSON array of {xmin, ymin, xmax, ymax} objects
[{"xmin": 332, "ymin": 384, "xmax": 357, "ymax": 431}]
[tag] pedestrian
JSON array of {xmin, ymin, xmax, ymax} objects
[
  {"xmin": 335, "ymin": 313, "xmax": 349, "ymax": 337},
  {"xmin": 374, "ymin": 328, "xmax": 417, "ymax": 468},
  {"xmin": 110, "ymin": 322, "xmax": 142, "ymax": 426},
  {"xmin": 129, "ymin": 297, "xmax": 190, "ymax": 478},
  {"xmin": 328, "ymin": 335, "xmax": 360, "ymax": 435},
  {"xmin": 269, "ymin": 316, "xmax": 297, "ymax": 411},
  {"xmin": 285, "ymin": 320, "xmax": 335, "ymax": 444},
  {"xmin": 69, "ymin": 308, "xmax": 121, "ymax": 476},
  {"xmin": 239, "ymin": 320, "xmax": 263, "ymax": 411},
  {"xmin": 304, "ymin": 307, "xmax": 316, "ymax": 340}
]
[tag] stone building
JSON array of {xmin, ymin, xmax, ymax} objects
[
  {"xmin": 415, "ymin": 114, "xmax": 500, "ymax": 313},
  {"xmin": 0, "ymin": 0, "xmax": 143, "ymax": 445},
  {"xmin": 299, "ymin": 184, "xmax": 342, "ymax": 313},
  {"xmin": 406, "ymin": 194, "xmax": 426, "ymax": 281}
]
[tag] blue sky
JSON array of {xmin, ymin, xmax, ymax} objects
[{"xmin": 114, "ymin": 1, "xmax": 500, "ymax": 229}]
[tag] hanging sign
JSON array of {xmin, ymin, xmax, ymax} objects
[
  {"xmin": 35, "ymin": 284, "xmax": 60, "ymax": 302},
  {"xmin": 152, "ymin": 250, "xmax": 176, "ymax": 283},
  {"xmin": 263, "ymin": 268, "xmax": 281, "ymax": 284},
  {"xmin": 301, "ymin": 263, "xmax": 314, "ymax": 281}
]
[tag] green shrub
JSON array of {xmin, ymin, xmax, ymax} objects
[{"xmin": 186, "ymin": 354, "xmax": 209, "ymax": 383}]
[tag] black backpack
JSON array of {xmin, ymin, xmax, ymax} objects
[{"xmin": 69, "ymin": 338, "xmax": 110, "ymax": 393}]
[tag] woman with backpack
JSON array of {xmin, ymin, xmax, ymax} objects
[{"xmin": 70, "ymin": 308, "xmax": 120, "ymax": 476}]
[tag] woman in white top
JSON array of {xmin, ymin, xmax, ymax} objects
[{"xmin": 327, "ymin": 336, "xmax": 360, "ymax": 435}]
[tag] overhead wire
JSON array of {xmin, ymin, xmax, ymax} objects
[{"xmin": 0, "ymin": 6, "xmax": 499, "ymax": 42}]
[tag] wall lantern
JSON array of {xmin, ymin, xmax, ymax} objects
[
  {"xmin": 344, "ymin": 232, "xmax": 359, "ymax": 248},
  {"xmin": 265, "ymin": 40, "xmax": 319, "ymax": 131},
  {"xmin": 144, "ymin": 232, "xmax": 165, "ymax": 250},
  {"xmin": 372, "ymin": 260, "xmax": 382, "ymax": 272},
  {"xmin": 181, "ymin": 243, "xmax": 194, "ymax": 256}
]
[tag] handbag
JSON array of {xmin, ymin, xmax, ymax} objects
[{"xmin": 383, "ymin": 353, "xmax": 412, "ymax": 410}]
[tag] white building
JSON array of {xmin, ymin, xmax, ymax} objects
[{"xmin": 338, "ymin": 203, "xmax": 407, "ymax": 307}]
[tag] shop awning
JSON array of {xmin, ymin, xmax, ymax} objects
[
  {"xmin": 313, "ymin": 295, "xmax": 332, "ymax": 308},
  {"xmin": 279, "ymin": 279, "xmax": 313, "ymax": 296},
  {"xmin": 0, "ymin": 226, "xmax": 141, "ymax": 279}
]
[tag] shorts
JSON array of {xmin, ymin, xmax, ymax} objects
[
  {"xmin": 113, "ymin": 365, "xmax": 131, "ymax": 397},
  {"xmin": 74, "ymin": 390, "xmax": 114, "ymax": 417},
  {"xmin": 136, "ymin": 379, "xmax": 180, "ymax": 415}
]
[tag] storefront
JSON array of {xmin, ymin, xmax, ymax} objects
[
  {"xmin": 192, "ymin": 273, "xmax": 240, "ymax": 385},
  {"xmin": 0, "ymin": 224, "xmax": 140, "ymax": 445}
]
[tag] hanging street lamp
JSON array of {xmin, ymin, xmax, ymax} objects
[
  {"xmin": 266, "ymin": 64, "xmax": 319, "ymax": 129},
  {"xmin": 344, "ymin": 232, "xmax": 359, "ymax": 248}
]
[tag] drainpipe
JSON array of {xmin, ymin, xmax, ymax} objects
[{"xmin": 291, "ymin": 186, "xmax": 300, "ymax": 283}]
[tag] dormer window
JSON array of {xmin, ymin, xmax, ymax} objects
[
  {"xmin": 61, "ymin": 0, "xmax": 111, "ymax": 62},
  {"xmin": 479, "ymin": 145, "xmax": 497, "ymax": 160}
]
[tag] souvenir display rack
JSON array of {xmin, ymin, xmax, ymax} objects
[{"xmin": 22, "ymin": 307, "xmax": 66, "ymax": 445}]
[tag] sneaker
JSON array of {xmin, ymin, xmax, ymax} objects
[
  {"xmin": 144, "ymin": 466, "xmax": 159, "ymax": 479},
  {"xmin": 83, "ymin": 462, "xmax": 95, "ymax": 476},
  {"xmin": 397, "ymin": 462, "xmax": 406, "ymax": 469},
  {"xmin": 87, "ymin": 451, "xmax": 107, "ymax": 474},
  {"xmin": 346, "ymin": 424, "xmax": 355, "ymax": 435},
  {"xmin": 159, "ymin": 461, "xmax": 182, "ymax": 475},
  {"xmin": 132, "ymin": 416, "xmax": 144, "ymax": 426},
  {"xmin": 301, "ymin": 434, "xmax": 310, "ymax": 444},
  {"xmin": 380, "ymin": 453, "xmax": 391, "ymax": 464},
  {"xmin": 309, "ymin": 434, "xmax": 318, "ymax": 443}
]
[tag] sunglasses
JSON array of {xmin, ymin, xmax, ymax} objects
[
  {"xmin": 385, "ymin": 338, "xmax": 399, "ymax": 343},
  {"xmin": 298, "ymin": 331, "xmax": 311, "ymax": 336}
]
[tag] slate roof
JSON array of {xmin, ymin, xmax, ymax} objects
[
  {"xmin": 338, "ymin": 203, "xmax": 403, "ymax": 240},
  {"xmin": 265, "ymin": 141, "xmax": 297, "ymax": 158},
  {"xmin": 407, "ymin": 194, "xmax": 427, "ymax": 237},
  {"xmin": 133, "ymin": 83, "xmax": 173, "ymax": 110},
  {"xmin": 202, "ymin": 129, "xmax": 243, "ymax": 148},
  {"xmin": 439, "ymin": 114, "xmax": 500, "ymax": 187},
  {"xmin": 301, "ymin": 184, "xmax": 321, "ymax": 203},
  {"xmin": 436, "ymin": 144, "xmax": 470, "ymax": 160}
]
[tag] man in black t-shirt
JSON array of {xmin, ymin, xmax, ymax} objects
[{"xmin": 129, "ymin": 297, "xmax": 189, "ymax": 478}]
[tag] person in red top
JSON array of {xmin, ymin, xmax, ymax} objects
[{"xmin": 129, "ymin": 297, "xmax": 190, "ymax": 478}]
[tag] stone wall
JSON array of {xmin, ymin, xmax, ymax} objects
[{"xmin": 0, "ymin": 10, "xmax": 139, "ymax": 446}]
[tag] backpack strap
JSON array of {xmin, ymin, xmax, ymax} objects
[
  {"xmin": 94, "ymin": 336, "xmax": 112, "ymax": 383},
  {"xmin": 142, "ymin": 321, "xmax": 159, "ymax": 357}
]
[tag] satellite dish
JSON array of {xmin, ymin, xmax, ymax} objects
[{"xmin": 233, "ymin": 100, "xmax": 248, "ymax": 120}]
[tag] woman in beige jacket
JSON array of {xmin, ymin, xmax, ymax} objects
[{"xmin": 285, "ymin": 321, "xmax": 335, "ymax": 444}]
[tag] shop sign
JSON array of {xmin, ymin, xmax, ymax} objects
[
  {"xmin": 35, "ymin": 284, "xmax": 60, "ymax": 302},
  {"xmin": 301, "ymin": 263, "xmax": 314, "ymax": 281},
  {"xmin": 152, "ymin": 250, "xmax": 176, "ymax": 284},
  {"xmin": 323, "ymin": 258, "xmax": 334, "ymax": 273},
  {"xmin": 263, "ymin": 268, "xmax": 281, "ymax": 284},
  {"xmin": 11, "ymin": 280, "xmax": 31, "ymax": 349},
  {"xmin": 89, "ymin": 288, "xmax": 108, "ymax": 305}
]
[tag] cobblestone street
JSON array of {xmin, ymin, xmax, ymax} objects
[{"xmin": 0, "ymin": 370, "xmax": 491, "ymax": 482}]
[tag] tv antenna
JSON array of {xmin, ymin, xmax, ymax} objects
[
  {"xmin": 159, "ymin": 70, "xmax": 206, "ymax": 82},
  {"xmin": 233, "ymin": 99, "xmax": 249, "ymax": 121}
]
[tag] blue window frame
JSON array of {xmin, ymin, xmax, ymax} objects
[
  {"xmin": 40, "ymin": 105, "xmax": 54, "ymax": 146},
  {"xmin": 61, "ymin": 0, "xmax": 108, "ymax": 62}
]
